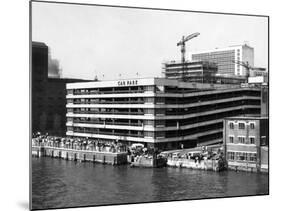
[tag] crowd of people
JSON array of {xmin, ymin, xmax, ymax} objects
[
  {"xmin": 32, "ymin": 132, "xmax": 127, "ymax": 153},
  {"xmin": 162, "ymin": 145, "xmax": 225, "ymax": 164}
]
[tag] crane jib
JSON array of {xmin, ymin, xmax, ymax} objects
[
  {"xmin": 177, "ymin": 32, "xmax": 200, "ymax": 63},
  {"xmin": 177, "ymin": 42, "xmax": 184, "ymax": 46}
]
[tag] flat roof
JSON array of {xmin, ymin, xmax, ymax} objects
[
  {"xmin": 66, "ymin": 77, "xmax": 241, "ymax": 90},
  {"xmin": 225, "ymin": 116, "xmax": 268, "ymax": 120},
  {"xmin": 48, "ymin": 77, "xmax": 92, "ymax": 82},
  {"xmin": 163, "ymin": 60, "xmax": 217, "ymax": 65},
  {"xmin": 32, "ymin": 41, "xmax": 48, "ymax": 47},
  {"xmin": 188, "ymin": 44, "xmax": 253, "ymax": 56}
]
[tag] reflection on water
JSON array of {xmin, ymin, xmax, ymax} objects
[{"xmin": 32, "ymin": 157, "xmax": 268, "ymax": 210}]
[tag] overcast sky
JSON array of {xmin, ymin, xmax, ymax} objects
[{"xmin": 32, "ymin": 2, "xmax": 268, "ymax": 80}]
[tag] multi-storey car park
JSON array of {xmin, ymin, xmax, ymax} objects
[{"xmin": 65, "ymin": 78, "xmax": 262, "ymax": 151}]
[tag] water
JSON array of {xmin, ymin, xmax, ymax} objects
[{"xmin": 32, "ymin": 157, "xmax": 269, "ymax": 210}]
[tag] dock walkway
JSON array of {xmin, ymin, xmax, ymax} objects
[{"xmin": 32, "ymin": 145, "xmax": 128, "ymax": 165}]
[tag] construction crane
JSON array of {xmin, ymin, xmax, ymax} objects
[
  {"xmin": 232, "ymin": 60, "xmax": 255, "ymax": 77},
  {"xmin": 177, "ymin": 32, "xmax": 200, "ymax": 63}
]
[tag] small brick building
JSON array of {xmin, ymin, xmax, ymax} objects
[{"xmin": 223, "ymin": 116, "xmax": 268, "ymax": 172}]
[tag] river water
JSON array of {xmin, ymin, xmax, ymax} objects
[{"xmin": 32, "ymin": 157, "xmax": 269, "ymax": 210}]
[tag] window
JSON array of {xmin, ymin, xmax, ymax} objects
[
  {"xmin": 155, "ymin": 120, "xmax": 165, "ymax": 127},
  {"xmin": 156, "ymin": 131, "xmax": 165, "ymax": 138},
  {"xmin": 250, "ymin": 123, "xmax": 255, "ymax": 129},
  {"xmin": 238, "ymin": 123, "xmax": 245, "ymax": 129},
  {"xmin": 144, "ymin": 120, "xmax": 154, "ymax": 126},
  {"xmin": 144, "ymin": 131, "xmax": 154, "ymax": 138},
  {"xmin": 67, "ymin": 126, "xmax": 73, "ymax": 131},
  {"xmin": 67, "ymin": 89, "xmax": 73, "ymax": 94},
  {"xmin": 260, "ymin": 136, "xmax": 268, "ymax": 146},
  {"xmin": 238, "ymin": 136, "xmax": 245, "ymax": 144},
  {"xmin": 144, "ymin": 108, "xmax": 154, "ymax": 115},
  {"xmin": 144, "ymin": 85, "xmax": 155, "ymax": 92},
  {"xmin": 229, "ymin": 122, "xmax": 234, "ymax": 129},
  {"xmin": 156, "ymin": 97, "xmax": 165, "ymax": 104},
  {"xmin": 237, "ymin": 152, "xmax": 247, "ymax": 161},
  {"xmin": 144, "ymin": 97, "xmax": 155, "ymax": 103},
  {"xmin": 229, "ymin": 136, "xmax": 234, "ymax": 143},
  {"xmin": 250, "ymin": 137, "xmax": 255, "ymax": 144},
  {"xmin": 67, "ymin": 108, "xmax": 73, "ymax": 112},
  {"xmin": 228, "ymin": 152, "xmax": 235, "ymax": 160},
  {"xmin": 248, "ymin": 153, "xmax": 257, "ymax": 162}
]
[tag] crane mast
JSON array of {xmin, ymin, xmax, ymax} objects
[
  {"xmin": 178, "ymin": 36, "xmax": 186, "ymax": 63},
  {"xmin": 177, "ymin": 32, "xmax": 200, "ymax": 81},
  {"xmin": 177, "ymin": 32, "xmax": 200, "ymax": 63}
]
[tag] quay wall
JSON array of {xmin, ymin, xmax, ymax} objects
[
  {"xmin": 32, "ymin": 146, "xmax": 127, "ymax": 165},
  {"xmin": 226, "ymin": 161, "xmax": 268, "ymax": 173},
  {"xmin": 227, "ymin": 162, "xmax": 258, "ymax": 172},
  {"xmin": 167, "ymin": 158, "xmax": 224, "ymax": 171}
]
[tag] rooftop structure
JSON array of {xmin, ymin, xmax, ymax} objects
[
  {"xmin": 163, "ymin": 60, "xmax": 218, "ymax": 83},
  {"xmin": 163, "ymin": 60, "xmax": 247, "ymax": 84}
]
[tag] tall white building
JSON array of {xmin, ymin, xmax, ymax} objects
[{"xmin": 189, "ymin": 44, "xmax": 254, "ymax": 76}]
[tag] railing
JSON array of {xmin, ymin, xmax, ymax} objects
[
  {"xmin": 73, "ymin": 130, "xmax": 144, "ymax": 138},
  {"xmin": 72, "ymin": 120, "xmax": 143, "ymax": 127},
  {"xmin": 73, "ymin": 90, "xmax": 145, "ymax": 95},
  {"xmin": 73, "ymin": 120, "xmax": 143, "ymax": 127},
  {"xmin": 73, "ymin": 101, "xmax": 145, "ymax": 104},
  {"xmin": 73, "ymin": 111, "xmax": 144, "ymax": 115},
  {"xmin": 32, "ymin": 141, "xmax": 127, "ymax": 153}
]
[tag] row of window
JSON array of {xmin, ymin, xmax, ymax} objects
[
  {"xmin": 229, "ymin": 136, "xmax": 255, "ymax": 144},
  {"xmin": 67, "ymin": 85, "xmax": 169, "ymax": 95},
  {"xmin": 68, "ymin": 97, "xmax": 166, "ymax": 104},
  {"xmin": 229, "ymin": 122, "xmax": 255, "ymax": 130},
  {"xmin": 227, "ymin": 151, "xmax": 257, "ymax": 162}
]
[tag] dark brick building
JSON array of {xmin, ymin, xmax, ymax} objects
[
  {"xmin": 32, "ymin": 41, "xmax": 92, "ymax": 136},
  {"xmin": 32, "ymin": 42, "xmax": 48, "ymax": 133}
]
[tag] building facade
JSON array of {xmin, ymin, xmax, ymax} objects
[
  {"xmin": 66, "ymin": 78, "xmax": 263, "ymax": 150},
  {"xmin": 248, "ymin": 67, "xmax": 268, "ymax": 84},
  {"xmin": 45, "ymin": 78, "xmax": 92, "ymax": 136},
  {"xmin": 32, "ymin": 42, "xmax": 49, "ymax": 134},
  {"xmin": 189, "ymin": 44, "xmax": 254, "ymax": 76},
  {"xmin": 223, "ymin": 116, "xmax": 269, "ymax": 172}
]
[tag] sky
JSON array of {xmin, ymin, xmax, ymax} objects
[{"xmin": 32, "ymin": 2, "xmax": 268, "ymax": 80}]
